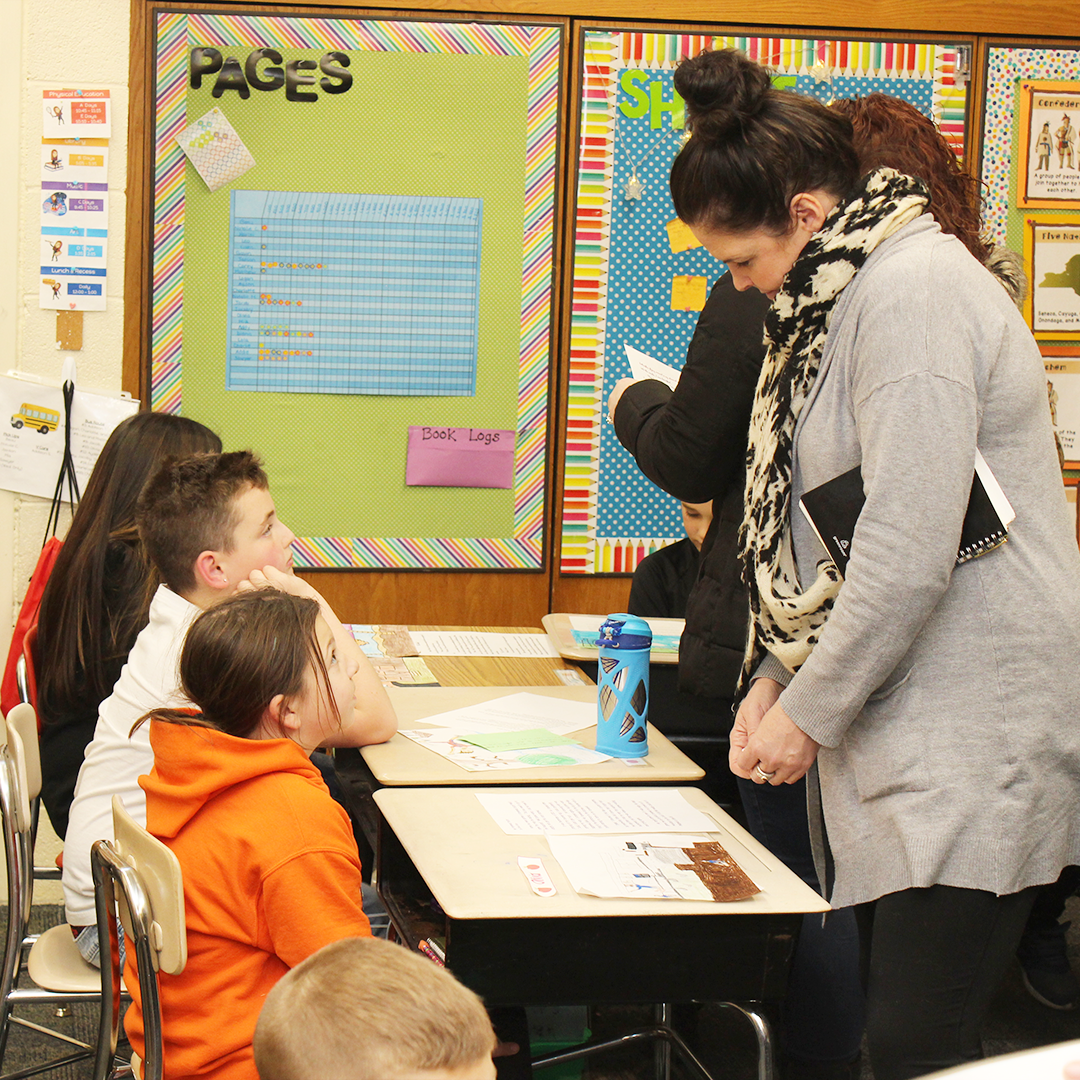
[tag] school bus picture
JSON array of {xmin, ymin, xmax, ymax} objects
[{"xmin": 11, "ymin": 403, "xmax": 59, "ymax": 434}]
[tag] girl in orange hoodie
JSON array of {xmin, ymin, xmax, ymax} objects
[{"xmin": 124, "ymin": 588, "xmax": 371, "ymax": 1080}]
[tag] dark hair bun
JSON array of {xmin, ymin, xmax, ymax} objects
[{"xmin": 674, "ymin": 49, "xmax": 771, "ymax": 143}]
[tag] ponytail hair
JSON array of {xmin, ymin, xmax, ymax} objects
[
  {"xmin": 670, "ymin": 49, "xmax": 860, "ymax": 234},
  {"xmin": 141, "ymin": 590, "xmax": 330, "ymax": 740}
]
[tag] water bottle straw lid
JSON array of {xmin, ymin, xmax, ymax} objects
[{"xmin": 596, "ymin": 613, "xmax": 652, "ymax": 650}]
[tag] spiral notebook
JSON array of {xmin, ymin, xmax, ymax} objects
[{"xmin": 798, "ymin": 450, "xmax": 1015, "ymax": 577}]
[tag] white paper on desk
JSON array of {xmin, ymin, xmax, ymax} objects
[
  {"xmin": 409, "ymin": 631, "xmax": 559, "ymax": 659},
  {"xmin": 405, "ymin": 692, "xmax": 594, "ymax": 735},
  {"xmin": 477, "ymin": 789, "xmax": 717, "ymax": 835},
  {"xmin": 624, "ymin": 344, "xmax": 681, "ymax": 390},
  {"xmin": 399, "ymin": 727, "xmax": 610, "ymax": 772},
  {"xmin": 547, "ymin": 834, "xmax": 716, "ymax": 900}
]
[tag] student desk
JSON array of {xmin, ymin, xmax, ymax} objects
[
  {"xmin": 360, "ymin": 685, "xmax": 705, "ymax": 786},
  {"xmin": 374, "ymin": 785, "xmax": 829, "ymax": 1079},
  {"xmin": 400, "ymin": 624, "xmax": 592, "ymax": 686}
]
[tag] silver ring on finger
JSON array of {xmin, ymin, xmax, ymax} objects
[{"xmin": 753, "ymin": 764, "xmax": 776, "ymax": 783}]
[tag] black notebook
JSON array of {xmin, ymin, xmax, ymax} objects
[{"xmin": 798, "ymin": 450, "xmax": 1015, "ymax": 577}]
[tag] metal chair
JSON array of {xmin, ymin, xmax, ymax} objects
[
  {"xmin": 0, "ymin": 704, "xmax": 101, "ymax": 1079},
  {"xmin": 14, "ymin": 627, "xmax": 37, "ymax": 715},
  {"xmin": 92, "ymin": 796, "xmax": 185, "ymax": 1080},
  {"xmin": 13, "ymin": 627, "xmax": 60, "ymax": 886}
]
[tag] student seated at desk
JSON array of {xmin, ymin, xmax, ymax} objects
[
  {"xmin": 62, "ymin": 451, "xmax": 396, "ymax": 965},
  {"xmin": 254, "ymin": 937, "xmax": 498, "ymax": 1080},
  {"xmin": 126, "ymin": 588, "xmax": 374, "ymax": 1080},
  {"xmin": 36, "ymin": 411, "xmax": 221, "ymax": 840},
  {"xmin": 625, "ymin": 500, "xmax": 740, "ymax": 812},
  {"xmin": 627, "ymin": 500, "xmax": 711, "ymax": 618}
]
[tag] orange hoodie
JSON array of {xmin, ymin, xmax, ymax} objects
[{"xmin": 124, "ymin": 719, "xmax": 370, "ymax": 1080}]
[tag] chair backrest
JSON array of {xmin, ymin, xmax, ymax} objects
[
  {"xmin": 2, "ymin": 715, "xmax": 34, "ymax": 839},
  {"xmin": 110, "ymin": 797, "xmax": 186, "ymax": 977},
  {"xmin": 91, "ymin": 797, "xmax": 186, "ymax": 1080},
  {"xmin": 6, "ymin": 703, "xmax": 41, "ymax": 807}
]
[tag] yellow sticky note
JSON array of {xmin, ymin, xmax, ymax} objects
[
  {"xmin": 671, "ymin": 275, "xmax": 707, "ymax": 311},
  {"xmin": 666, "ymin": 218, "xmax": 702, "ymax": 254}
]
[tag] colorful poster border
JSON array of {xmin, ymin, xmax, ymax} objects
[
  {"xmin": 561, "ymin": 30, "xmax": 970, "ymax": 576},
  {"xmin": 151, "ymin": 11, "xmax": 560, "ymax": 570}
]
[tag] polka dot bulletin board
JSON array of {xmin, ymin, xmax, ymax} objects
[
  {"xmin": 981, "ymin": 47, "xmax": 1080, "ymax": 481},
  {"xmin": 561, "ymin": 31, "xmax": 971, "ymax": 574}
]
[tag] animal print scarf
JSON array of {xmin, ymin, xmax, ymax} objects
[{"xmin": 739, "ymin": 168, "xmax": 929, "ymax": 681}]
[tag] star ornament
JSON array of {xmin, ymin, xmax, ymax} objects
[{"xmin": 623, "ymin": 173, "xmax": 645, "ymax": 201}]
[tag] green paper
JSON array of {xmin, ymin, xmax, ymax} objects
[
  {"xmin": 457, "ymin": 728, "xmax": 577, "ymax": 751},
  {"xmin": 517, "ymin": 753, "xmax": 577, "ymax": 766}
]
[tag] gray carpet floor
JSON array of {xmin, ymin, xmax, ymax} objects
[{"xmin": 2, "ymin": 902, "xmax": 1078, "ymax": 1080}]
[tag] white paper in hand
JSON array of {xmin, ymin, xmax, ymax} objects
[{"xmin": 624, "ymin": 344, "xmax": 680, "ymax": 390}]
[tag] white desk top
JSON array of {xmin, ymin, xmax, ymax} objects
[
  {"xmin": 374, "ymin": 785, "xmax": 830, "ymax": 920},
  {"xmin": 362, "ymin": 685, "xmax": 705, "ymax": 785}
]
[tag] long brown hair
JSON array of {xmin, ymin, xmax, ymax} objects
[
  {"xmin": 833, "ymin": 93, "xmax": 990, "ymax": 264},
  {"xmin": 37, "ymin": 412, "xmax": 221, "ymax": 726},
  {"xmin": 146, "ymin": 590, "xmax": 332, "ymax": 741},
  {"xmin": 670, "ymin": 49, "xmax": 860, "ymax": 234}
]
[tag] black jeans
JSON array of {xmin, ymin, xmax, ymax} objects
[{"xmin": 855, "ymin": 884, "xmax": 1037, "ymax": 1080}]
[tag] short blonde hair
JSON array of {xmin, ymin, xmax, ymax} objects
[{"xmin": 253, "ymin": 937, "xmax": 495, "ymax": 1080}]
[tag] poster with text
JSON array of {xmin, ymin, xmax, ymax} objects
[
  {"xmin": 39, "ymin": 142, "xmax": 108, "ymax": 311},
  {"xmin": 1025, "ymin": 217, "xmax": 1080, "ymax": 339},
  {"xmin": 1020, "ymin": 82, "xmax": 1080, "ymax": 208},
  {"xmin": 42, "ymin": 89, "xmax": 111, "ymax": 140},
  {"xmin": 1044, "ymin": 352, "xmax": 1080, "ymax": 470}
]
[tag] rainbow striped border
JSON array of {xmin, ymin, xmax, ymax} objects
[
  {"xmin": 151, "ymin": 13, "xmax": 560, "ymax": 570},
  {"xmin": 560, "ymin": 30, "xmax": 970, "ymax": 575}
]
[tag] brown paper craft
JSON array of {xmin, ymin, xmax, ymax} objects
[{"xmin": 676, "ymin": 841, "xmax": 760, "ymax": 902}]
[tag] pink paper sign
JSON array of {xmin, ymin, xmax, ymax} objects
[{"xmin": 405, "ymin": 426, "xmax": 515, "ymax": 489}]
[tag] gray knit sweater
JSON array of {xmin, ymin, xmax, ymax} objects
[{"xmin": 760, "ymin": 214, "xmax": 1080, "ymax": 908}]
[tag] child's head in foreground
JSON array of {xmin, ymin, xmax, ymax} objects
[{"xmin": 253, "ymin": 937, "xmax": 496, "ymax": 1080}]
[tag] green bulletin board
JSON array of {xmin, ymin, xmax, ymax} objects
[{"xmin": 150, "ymin": 11, "xmax": 562, "ymax": 569}]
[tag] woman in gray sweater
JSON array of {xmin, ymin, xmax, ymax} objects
[{"xmin": 669, "ymin": 48, "xmax": 1080, "ymax": 1080}]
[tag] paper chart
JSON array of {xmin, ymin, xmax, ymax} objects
[{"xmin": 227, "ymin": 191, "xmax": 481, "ymax": 396}]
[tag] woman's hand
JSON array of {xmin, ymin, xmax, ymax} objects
[
  {"xmin": 734, "ymin": 691, "xmax": 816, "ymax": 786},
  {"xmin": 729, "ymin": 677, "xmax": 782, "ymax": 771}
]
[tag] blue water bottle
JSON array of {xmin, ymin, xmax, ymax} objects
[{"xmin": 595, "ymin": 613, "xmax": 651, "ymax": 758}]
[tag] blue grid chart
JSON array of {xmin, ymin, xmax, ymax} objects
[{"xmin": 227, "ymin": 191, "xmax": 482, "ymax": 395}]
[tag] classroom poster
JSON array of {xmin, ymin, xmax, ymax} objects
[
  {"xmin": 1043, "ymin": 350, "xmax": 1080, "ymax": 471},
  {"xmin": 41, "ymin": 89, "xmax": 111, "ymax": 140},
  {"xmin": 1025, "ymin": 217, "xmax": 1080, "ymax": 339},
  {"xmin": 984, "ymin": 50, "xmax": 1080, "ymax": 484},
  {"xmin": 0, "ymin": 376, "xmax": 137, "ymax": 500},
  {"xmin": 560, "ymin": 30, "xmax": 971, "ymax": 574},
  {"xmin": 149, "ymin": 11, "xmax": 562, "ymax": 570},
  {"xmin": 1019, "ymin": 82, "xmax": 1080, "ymax": 208},
  {"xmin": 39, "ymin": 142, "xmax": 109, "ymax": 311}
]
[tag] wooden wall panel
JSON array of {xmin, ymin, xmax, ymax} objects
[
  {"xmin": 298, "ymin": 569, "xmax": 551, "ymax": 624},
  {"xmin": 128, "ymin": 0, "xmax": 1077, "ymax": 628}
]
